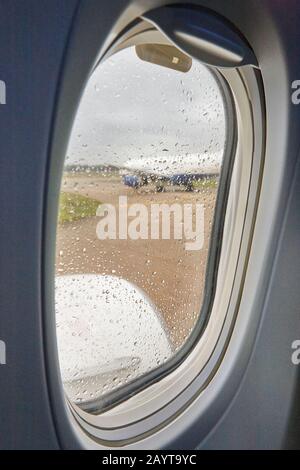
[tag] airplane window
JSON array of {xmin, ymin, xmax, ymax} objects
[{"xmin": 55, "ymin": 46, "xmax": 226, "ymax": 410}]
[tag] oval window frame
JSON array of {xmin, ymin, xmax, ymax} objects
[{"xmin": 43, "ymin": 7, "xmax": 265, "ymax": 447}]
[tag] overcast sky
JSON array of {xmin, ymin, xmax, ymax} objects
[{"xmin": 66, "ymin": 47, "xmax": 226, "ymax": 174}]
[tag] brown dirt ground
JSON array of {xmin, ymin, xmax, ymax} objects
[{"xmin": 56, "ymin": 174, "xmax": 217, "ymax": 349}]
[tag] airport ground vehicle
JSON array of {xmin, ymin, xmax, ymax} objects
[{"xmin": 0, "ymin": 0, "xmax": 300, "ymax": 450}]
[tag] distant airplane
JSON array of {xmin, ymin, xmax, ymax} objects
[
  {"xmin": 121, "ymin": 152, "xmax": 221, "ymax": 191},
  {"xmin": 122, "ymin": 152, "xmax": 221, "ymax": 192},
  {"xmin": 122, "ymin": 172, "xmax": 219, "ymax": 191}
]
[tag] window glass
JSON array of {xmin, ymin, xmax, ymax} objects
[{"xmin": 55, "ymin": 46, "xmax": 226, "ymax": 406}]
